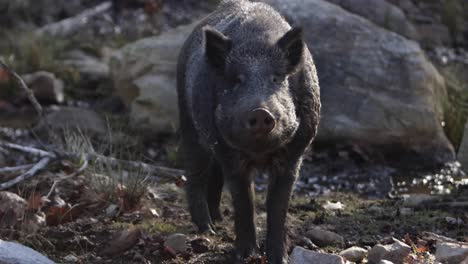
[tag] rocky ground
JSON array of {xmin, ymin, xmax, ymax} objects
[{"xmin": 1, "ymin": 0, "xmax": 468, "ymax": 264}]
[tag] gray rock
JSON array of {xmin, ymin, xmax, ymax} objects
[
  {"xmin": 35, "ymin": 106, "xmax": 107, "ymax": 137},
  {"xmin": 306, "ymin": 227, "xmax": 345, "ymax": 248},
  {"xmin": 105, "ymin": 204, "xmax": 119, "ymax": 217},
  {"xmin": 457, "ymin": 121, "xmax": 468, "ymax": 170},
  {"xmin": 261, "ymin": 0, "xmax": 454, "ymax": 164},
  {"xmin": 367, "ymin": 239, "xmax": 411, "ymax": 264},
  {"xmin": 22, "ymin": 71, "xmax": 64, "ymax": 104},
  {"xmin": 325, "ymin": 0, "xmax": 418, "ymax": 39},
  {"xmin": 435, "ymin": 241, "xmax": 468, "ymax": 264},
  {"xmin": 402, "ymin": 194, "xmax": 437, "ymax": 208},
  {"xmin": 289, "ymin": 246, "xmax": 345, "ymax": 264},
  {"xmin": 339, "ymin": 246, "xmax": 368, "ymax": 262},
  {"xmin": 164, "ymin": 233, "xmax": 187, "ymax": 254},
  {"xmin": 0, "ymin": 239, "xmax": 56, "ymax": 264},
  {"xmin": 110, "ymin": 24, "xmax": 196, "ymax": 134}
]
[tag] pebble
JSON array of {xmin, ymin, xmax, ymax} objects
[
  {"xmin": 164, "ymin": 233, "xmax": 188, "ymax": 254},
  {"xmin": 339, "ymin": 246, "xmax": 368, "ymax": 262},
  {"xmin": 289, "ymin": 246, "xmax": 345, "ymax": 264},
  {"xmin": 306, "ymin": 227, "xmax": 345, "ymax": 248},
  {"xmin": 367, "ymin": 239, "xmax": 411, "ymax": 264}
]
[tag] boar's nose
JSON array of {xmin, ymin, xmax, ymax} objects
[{"xmin": 246, "ymin": 108, "xmax": 276, "ymax": 135}]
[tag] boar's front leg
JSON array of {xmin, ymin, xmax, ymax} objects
[
  {"xmin": 224, "ymin": 163, "xmax": 258, "ymax": 262},
  {"xmin": 266, "ymin": 159, "xmax": 301, "ymax": 264},
  {"xmin": 185, "ymin": 150, "xmax": 217, "ymax": 234}
]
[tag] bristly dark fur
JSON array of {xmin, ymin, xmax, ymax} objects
[{"xmin": 176, "ymin": 1, "xmax": 320, "ymax": 263}]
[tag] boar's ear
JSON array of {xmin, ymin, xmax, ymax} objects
[
  {"xmin": 204, "ymin": 26, "xmax": 232, "ymax": 70},
  {"xmin": 277, "ymin": 27, "xmax": 304, "ymax": 73}
]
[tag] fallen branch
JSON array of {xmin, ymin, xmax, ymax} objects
[
  {"xmin": 0, "ymin": 141, "xmax": 56, "ymax": 158},
  {"xmin": 0, "ymin": 164, "xmax": 34, "ymax": 173},
  {"xmin": 0, "ymin": 157, "xmax": 52, "ymax": 190},
  {"xmin": 0, "ymin": 141, "xmax": 184, "ymax": 183},
  {"xmin": 89, "ymin": 153, "xmax": 185, "ymax": 179},
  {"xmin": 36, "ymin": 2, "xmax": 112, "ymax": 37}
]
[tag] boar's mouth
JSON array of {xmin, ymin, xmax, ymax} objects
[{"xmin": 222, "ymin": 121, "xmax": 299, "ymax": 155}]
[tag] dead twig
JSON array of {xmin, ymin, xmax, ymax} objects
[
  {"xmin": 0, "ymin": 60, "xmax": 43, "ymax": 117},
  {"xmin": 0, "ymin": 60, "xmax": 55, "ymax": 139},
  {"xmin": 0, "ymin": 157, "xmax": 52, "ymax": 190},
  {"xmin": 46, "ymin": 158, "xmax": 89, "ymax": 199},
  {"xmin": 36, "ymin": 2, "xmax": 112, "ymax": 37}
]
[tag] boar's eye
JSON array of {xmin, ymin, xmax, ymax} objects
[
  {"xmin": 234, "ymin": 75, "xmax": 245, "ymax": 85},
  {"xmin": 271, "ymin": 74, "xmax": 283, "ymax": 85}
]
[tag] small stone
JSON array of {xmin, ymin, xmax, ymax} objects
[
  {"xmin": 297, "ymin": 236, "xmax": 319, "ymax": 250},
  {"xmin": 164, "ymin": 233, "xmax": 187, "ymax": 254},
  {"xmin": 323, "ymin": 201, "xmax": 345, "ymax": 211},
  {"xmin": 289, "ymin": 246, "xmax": 345, "ymax": 264},
  {"xmin": 339, "ymin": 246, "xmax": 368, "ymax": 262},
  {"xmin": 102, "ymin": 228, "xmax": 142, "ymax": 256},
  {"xmin": 105, "ymin": 204, "xmax": 119, "ymax": 217},
  {"xmin": 149, "ymin": 208, "xmax": 160, "ymax": 217},
  {"xmin": 306, "ymin": 227, "xmax": 345, "ymax": 248},
  {"xmin": 379, "ymin": 260, "xmax": 394, "ymax": 264},
  {"xmin": 435, "ymin": 241, "xmax": 468, "ymax": 264},
  {"xmin": 367, "ymin": 239, "xmax": 411, "ymax": 264},
  {"xmin": 445, "ymin": 217, "xmax": 464, "ymax": 225},
  {"xmin": 21, "ymin": 71, "xmax": 64, "ymax": 104},
  {"xmin": 63, "ymin": 254, "xmax": 78, "ymax": 263}
]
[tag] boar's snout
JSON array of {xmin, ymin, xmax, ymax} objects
[{"xmin": 246, "ymin": 108, "xmax": 276, "ymax": 136}]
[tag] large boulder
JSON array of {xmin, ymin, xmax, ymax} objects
[
  {"xmin": 110, "ymin": 24, "xmax": 196, "ymax": 134},
  {"xmin": 111, "ymin": 0, "xmax": 455, "ymax": 163},
  {"xmin": 261, "ymin": 0, "xmax": 454, "ymax": 164},
  {"xmin": 457, "ymin": 121, "xmax": 468, "ymax": 169},
  {"xmin": 325, "ymin": 0, "xmax": 419, "ymax": 40}
]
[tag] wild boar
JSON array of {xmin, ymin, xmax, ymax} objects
[{"xmin": 176, "ymin": 0, "xmax": 321, "ymax": 263}]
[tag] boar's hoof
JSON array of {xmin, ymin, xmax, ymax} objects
[
  {"xmin": 233, "ymin": 243, "xmax": 259, "ymax": 263},
  {"xmin": 199, "ymin": 223, "xmax": 217, "ymax": 235}
]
